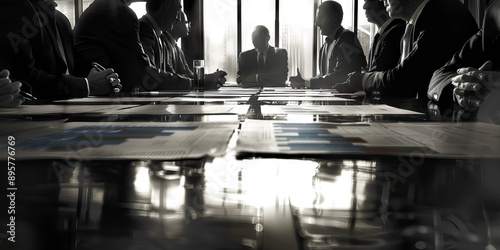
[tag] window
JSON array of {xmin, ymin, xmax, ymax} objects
[
  {"xmin": 279, "ymin": 0, "xmax": 315, "ymax": 79},
  {"xmin": 204, "ymin": 0, "xmax": 372, "ymax": 83},
  {"xmin": 55, "ymin": 0, "xmax": 76, "ymax": 26},
  {"xmin": 56, "ymin": 0, "xmax": 379, "ymax": 83},
  {"xmin": 204, "ymin": 0, "xmax": 238, "ymax": 82}
]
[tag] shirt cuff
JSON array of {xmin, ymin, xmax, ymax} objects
[{"xmin": 84, "ymin": 78, "xmax": 90, "ymax": 96}]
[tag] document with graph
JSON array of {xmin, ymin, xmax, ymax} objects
[
  {"xmin": 2, "ymin": 121, "xmax": 239, "ymax": 160},
  {"xmin": 236, "ymin": 120, "xmax": 500, "ymax": 159}
]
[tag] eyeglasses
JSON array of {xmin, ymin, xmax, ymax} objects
[{"xmin": 174, "ymin": 11, "xmax": 191, "ymax": 27}]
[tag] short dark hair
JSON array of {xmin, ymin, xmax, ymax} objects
[
  {"xmin": 146, "ymin": 0, "xmax": 168, "ymax": 13},
  {"xmin": 254, "ymin": 25, "xmax": 270, "ymax": 37},
  {"xmin": 320, "ymin": 1, "xmax": 344, "ymax": 24}
]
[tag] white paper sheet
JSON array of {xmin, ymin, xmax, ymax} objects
[
  {"xmin": 259, "ymin": 104, "xmax": 423, "ymax": 115},
  {"xmin": 258, "ymin": 96, "xmax": 354, "ymax": 102},
  {"xmin": 109, "ymin": 105, "xmax": 250, "ymax": 115},
  {"xmin": 54, "ymin": 97, "xmax": 170, "ymax": 103},
  {"xmin": 1, "ymin": 121, "xmax": 239, "ymax": 160},
  {"xmin": 185, "ymin": 91, "xmax": 257, "ymax": 97},
  {"xmin": 236, "ymin": 120, "xmax": 500, "ymax": 158},
  {"xmin": 0, "ymin": 104, "xmax": 139, "ymax": 115},
  {"xmin": 163, "ymin": 97, "xmax": 250, "ymax": 103}
]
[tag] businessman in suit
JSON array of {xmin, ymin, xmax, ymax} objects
[
  {"xmin": 339, "ymin": 0, "xmax": 479, "ymax": 98},
  {"xmin": 363, "ymin": 0, "xmax": 405, "ymax": 72},
  {"xmin": 290, "ymin": 1, "xmax": 367, "ymax": 89},
  {"xmin": 237, "ymin": 25, "xmax": 288, "ymax": 87},
  {"xmin": 75, "ymin": 0, "xmax": 225, "ymax": 92},
  {"xmin": 0, "ymin": 0, "xmax": 119, "ymax": 100}
]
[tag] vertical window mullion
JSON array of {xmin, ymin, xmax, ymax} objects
[
  {"xmin": 275, "ymin": 0, "xmax": 280, "ymax": 47},
  {"xmin": 237, "ymin": 0, "xmax": 242, "ymax": 57},
  {"xmin": 353, "ymin": 0, "xmax": 358, "ymax": 35},
  {"xmin": 75, "ymin": 0, "xmax": 83, "ymax": 23}
]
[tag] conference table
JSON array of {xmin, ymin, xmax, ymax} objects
[{"xmin": 1, "ymin": 86, "xmax": 499, "ymax": 250}]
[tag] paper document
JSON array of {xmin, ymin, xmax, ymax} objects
[
  {"xmin": 185, "ymin": 91, "xmax": 257, "ymax": 97},
  {"xmin": 0, "ymin": 104, "xmax": 139, "ymax": 115},
  {"xmin": 163, "ymin": 97, "xmax": 250, "ymax": 103},
  {"xmin": 110, "ymin": 105, "xmax": 250, "ymax": 115},
  {"xmin": 54, "ymin": 97, "xmax": 170, "ymax": 104},
  {"xmin": 259, "ymin": 104, "xmax": 423, "ymax": 115},
  {"xmin": 236, "ymin": 120, "xmax": 500, "ymax": 158},
  {"xmin": 2, "ymin": 121, "xmax": 239, "ymax": 160},
  {"xmin": 258, "ymin": 96, "xmax": 354, "ymax": 102}
]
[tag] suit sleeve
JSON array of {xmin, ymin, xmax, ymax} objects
[
  {"xmin": 236, "ymin": 52, "xmax": 257, "ymax": 84},
  {"xmin": 428, "ymin": 32, "xmax": 486, "ymax": 103},
  {"xmin": 311, "ymin": 32, "xmax": 367, "ymax": 88},
  {"xmin": 178, "ymin": 49, "xmax": 194, "ymax": 78},
  {"xmin": 0, "ymin": 37, "xmax": 88, "ymax": 100},
  {"xmin": 138, "ymin": 21, "xmax": 158, "ymax": 69}
]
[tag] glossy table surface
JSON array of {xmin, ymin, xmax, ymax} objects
[{"xmin": 0, "ymin": 86, "xmax": 499, "ymax": 250}]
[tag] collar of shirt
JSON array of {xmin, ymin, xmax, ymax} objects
[
  {"xmin": 378, "ymin": 17, "xmax": 397, "ymax": 35},
  {"xmin": 409, "ymin": 0, "xmax": 430, "ymax": 25},
  {"xmin": 163, "ymin": 30, "xmax": 176, "ymax": 44},
  {"xmin": 326, "ymin": 26, "xmax": 342, "ymax": 43},
  {"xmin": 145, "ymin": 13, "xmax": 163, "ymax": 38}
]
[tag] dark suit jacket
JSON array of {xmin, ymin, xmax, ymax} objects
[
  {"xmin": 74, "ymin": 0, "xmax": 191, "ymax": 91},
  {"xmin": 237, "ymin": 46, "xmax": 288, "ymax": 87},
  {"xmin": 138, "ymin": 16, "xmax": 175, "ymax": 74},
  {"xmin": 363, "ymin": 0, "xmax": 479, "ymax": 98},
  {"xmin": 311, "ymin": 27, "xmax": 367, "ymax": 88},
  {"xmin": 428, "ymin": 0, "xmax": 500, "ymax": 104},
  {"xmin": 368, "ymin": 18, "xmax": 406, "ymax": 72},
  {"xmin": 0, "ymin": 0, "xmax": 89, "ymax": 100},
  {"xmin": 175, "ymin": 48, "xmax": 195, "ymax": 79}
]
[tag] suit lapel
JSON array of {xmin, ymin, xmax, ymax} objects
[
  {"xmin": 328, "ymin": 28, "xmax": 345, "ymax": 74},
  {"xmin": 263, "ymin": 46, "xmax": 275, "ymax": 72},
  {"xmin": 55, "ymin": 12, "xmax": 74, "ymax": 73},
  {"xmin": 42, "ymin": 12, "xmax": 68, "ymax": 73}
]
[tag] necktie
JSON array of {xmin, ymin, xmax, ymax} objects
[
  {"xmin": 321, "ymin": 37, "xmax": 333, "ymax": 75},
  {"xmin": 368, "ymin": 33, "xmax": 380, "ymax": 71},
  {"xmin": 400, "ymin": 23, "xmax": 414, "ymax": 64},
  {"xmin": 258, "ymin": 52, "xmax": 265, "ymax": 73}
]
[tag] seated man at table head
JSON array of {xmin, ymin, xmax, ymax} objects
[
  {"xmin": 427, "ymin": 0, "xmax": 500, "ymax": 122},
  {"xmin": 168, "ymin": 11, "xmax": 195, "ymax": 78},
  {"xmin": 236, "ymin": 25, "xmax": 288, "ymax": 87},
  {"xmin": 337, "ymin": 0, "xmax": 479, "ymax": 98},
  {"xmin": 289, "ymin": 1, "xmax": 367, "ymax": 89},
  {"xmin": 0, "ymin": 69, "xmax": 24, "ymax": 107},
  {"xmin": 363, "ymin": 0, "xmax": 405, "ymax": 72},
  {"xmin": 0, "ymin": 0, "xmax": 120, "ymax": 100},
  {"xmin": 75, "ymin": 0, "xmax": 225, "ymax": 92}
]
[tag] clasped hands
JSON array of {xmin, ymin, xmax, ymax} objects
[
  {"xmin": 452, "ymin": 61, "xmax": 499, "ymax": 111},
  {"xmin": 204, "ymin": 70, "xmax": 228, "ymax": 90},
  {"xmin": 87, "ymin": 67, "xmax": 122, "ymax": 95},
  {"xmin": 0, "ymin": 69, "xmax": 24, "ymax": 107}
]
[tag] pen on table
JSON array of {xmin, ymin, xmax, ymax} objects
[
  {"xmin": 20, "ymin": 91, "xmax": 37, "ymax": 101},
  {"xmin": 91, "ymin": 62, "xmax": 121, "ymax": 93}
]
